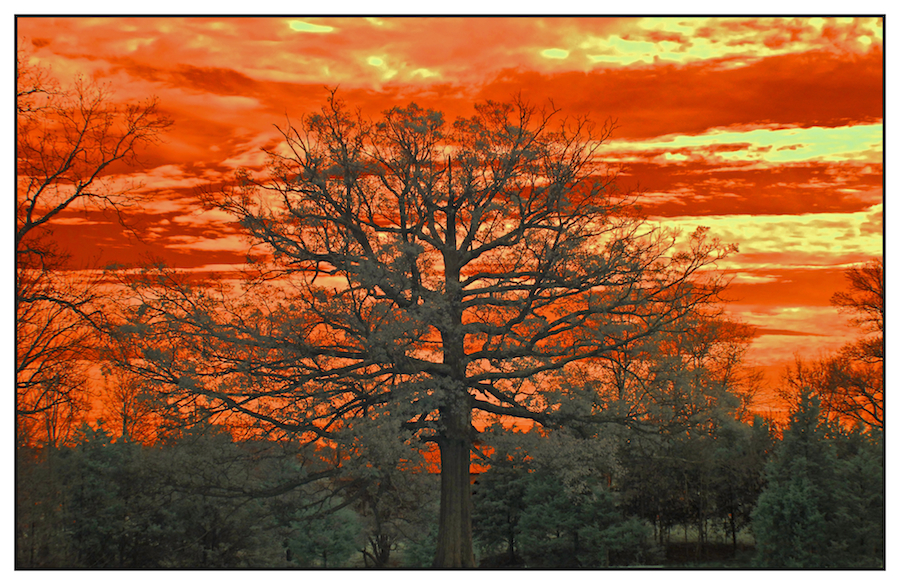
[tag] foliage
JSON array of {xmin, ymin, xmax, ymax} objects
[
  {"xmin": 709, "ymin": 416, "xmax": 773, "ymax": 549},
  {"xmin": 286, "ymin": 507, "xmax": 363, "ymax": 568},
  {"xmin": 340, "ymin": 416, "xmax": 440, "ymax": 567},
  {"xmin": 752, "ymin": 391, "xmax": 883, "ymax": 568},
  {"xmin": 472, "ymin": 438, "xmax": 532, "ymax": 565},
  {"xmin": 473, "ymin": 425, "xmax": 655, "ymax": 568},
  {"xmin": 618, "ymin": 411, "xmax": 771, "ymax": 554},
  {"xmin": 400, "ymin": 521, "xmax": 439, "ymax": 568},
  {"xmin": 516, "ymin": 465, "xmax": 652, "ymax": 567},
  {"xmin": 15, "ymin": 423, "xmax": 337, "ymax": 568}
]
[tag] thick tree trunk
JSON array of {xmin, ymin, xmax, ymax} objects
[
  {"xmin": 433, "ymin": 431, "xmax": 475, "ymax": 567},
  {"xmin": 433, "ymin": 379, "xmax": 475, "ymax": 567},
  {"xmin": 433, "ymin": 240, "xmax": 475, "ymax": 567}
]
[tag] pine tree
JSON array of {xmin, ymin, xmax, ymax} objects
[
  {"xmin": 752, "ymin": 391, "xmax": 842, "ymax": 567},
  {"xmin": 472, "ymin": 445, "xmax": 531, "ymax": 566},
  {"xmin": 830, "ymin": 425, "xmax": 884, "ymax": 567}
]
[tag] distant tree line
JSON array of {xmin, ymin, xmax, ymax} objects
[{"xmin": 16, "ymin": 374, "xmax": 883, "ymax": 568}]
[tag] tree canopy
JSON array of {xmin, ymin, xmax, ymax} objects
[{"xmin": 113, "ymin": 93, "xmax": 734, "ymax": 566}]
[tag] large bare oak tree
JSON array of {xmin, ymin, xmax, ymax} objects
[{"xmin": 116, "ymin": 94, "xmax": 733, "ymax": 566}]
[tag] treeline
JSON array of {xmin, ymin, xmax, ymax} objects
[
  {"xmin": 16, "ymin": 387, "xmax": 883, "ymax": 568},
  {"xmin": 17, "ymin": 423, "xmax": 438, "ymax": 568},
  {"xmin": 475, "ymin": 394, "xmax": 882, "ymax": 568}
]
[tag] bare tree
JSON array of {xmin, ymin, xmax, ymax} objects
[
  {"xmin": 99, "ymin": 367, "xmax": 165, "ymax": 444},
  {"xmin": 16, "ymin": 49, "xmax": 170, "ymax": 446},
  {"xmin": 16, "ymin": 51, "xmax": 170, "ymax": 247},
  {"xmin": 826, "ymin": 258, "xmax": 884, "ymax": 429},
  {"xmin": 16, "ymin": 246, "xmax": 95, "ymax": 447},
  {"xmin": 831, "ymin": 259, "xmax": 884, "ymax": 362},
  {"xmin": 781, "ymin": 259, "xmax": 884, "ymax": 430},
  {"xmin": 116, "ymin": 94, "xmax": 733, "ymax": 566}
]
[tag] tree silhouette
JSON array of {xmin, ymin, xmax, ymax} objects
[
  {"xmin": 115, "ymin": 94, "xmax": 733, "ymax": 566},
  {"xmin": 16, "ymin": 49, "xmax": 170, "ymax": 446},
  {"xmin": 831, "ymin": 259, "xmax": 884, "ymax": 346},
  {"xmin": 825, "ymin": 259, "xmax": 884, "ymax": 428},
  {"xmin": 783, "ymin": 259, "xmax": 883, "ymax": 430}
]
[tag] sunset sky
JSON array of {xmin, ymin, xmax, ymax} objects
[{"xmin": 15, "ymin": 15, "xmax": 884, "ymax": 411}]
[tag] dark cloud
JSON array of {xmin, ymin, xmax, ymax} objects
[
  {"xmin": 41, "ymin": 209, "xmax": 249, "ymax": 270},
  {"xmin": 622, "ymin": 161, "xmax": 882, "ymax": 217},
  {"xmin": 751, "ymin": 327, "xmax": 827, "ymax": 337},
  {"xmin": 475, "ymin": 49, "xmax": 882, "ymax": 139}
]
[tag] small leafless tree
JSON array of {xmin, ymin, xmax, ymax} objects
[{"xmin": 782, "ymin": 259, "xmax": 884, "ymax": 430}]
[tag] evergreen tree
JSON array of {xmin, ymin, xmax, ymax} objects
[
  {"xmin": 16, "ymin": 421, "xmax": 343, "ymax": 568},
  {"xmin": 752, "ymin": 391, "xmax": 843, "ymax": 567},
  {"xmin": 286, "ymin": 507, "xmax": 363, "ymax": 568},
  {"xmin": 472, "ymin": 444, "xmax": 531, "ymax": 566},
  {"xmin": 830, "ymin": 425, "xmax": 884, "ymax": 567},
  {"xmin": 517, "ymin": 467, "xmax": 651, "ymax": 567}
]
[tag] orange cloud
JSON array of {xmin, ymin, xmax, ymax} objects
[{"xmin": 16, "ymin": 16, "xmax": 883, "ymax": 374}]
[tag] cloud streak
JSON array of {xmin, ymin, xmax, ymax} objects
[{"xmin": 17, "ymin": 16, "xmax": 883, "ymax": 376}]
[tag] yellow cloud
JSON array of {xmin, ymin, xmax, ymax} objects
[
  {"xmin": 288, "ymin": 20, "xmax": 334, "ymax": 33},
  {"xmin": 597, "ymin": 17, "xmax": 885, "ymax": 67},
  {"xmin": 540, "ymin": 48, "xmax": 569, "ymax": 59},
  {"xmin": 599, "ymin": 124, "xmax": 883, "ymax": 166},
  {"xmin": 652, "ymin": 204, "xmax": 883, "ymax": 268}
]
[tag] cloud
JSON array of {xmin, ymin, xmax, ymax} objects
[
  {"xmin": 656, "ymin": 207, "xmax": 882, "ymax": 273},
  {"xmin": 725, "ymin": 302, "xmax": 859, "ymax": 365},
  {"xmin": 17, "ymin": 16, "xmax": 882, "ymax": 373},
  {"xmin": 597, "ymin": 123, "xmax": 882, "ymax": 166},
  {"xmin": 723, "ymin": 266, "xmax": 861, "ymax": 307},
  {"xmin": 288, "ymin": 20, "xmax": 336, "ymax": 34},
  {"xmin": 40, "ymin": 216, "xmax": 105, "ymax": 226},
  {"xmin": 132, "ymin": 165, "xmax": 216, "ymax": 193},
  {"xmin": 171, "ymin": 207, "xmax": 241, "ymax": 228},
  {"xmin": 164, "ymin": 233, "xmax": 252, "ymax": 253},
  {"xmin": 541, "ymin": 48, "xmax": 570, "ymax": 59},
  {"xmin": 623, "ymin": 160, "xmax": 882, "ymax": 218},
  {"xmin": 477, "ymin": 48, "xmax": 882, "ymax": 140}
]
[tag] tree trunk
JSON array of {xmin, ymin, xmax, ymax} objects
[
  {"xmin": 433, "ymin": 431, "xmax": 475, "ymax": 567},
  {"xmin": 433, "ymin": 241, "xmax": 476, "ymax": 567},
  {"xmin": 730, "ymin": 511, "xmax": 737, "ymax": 553}
]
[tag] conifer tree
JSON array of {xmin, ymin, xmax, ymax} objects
[
  {"xmin": 752, "ymin": 392, "xmax": 842, "ymax": 567},
  {"xmin": 472, "ymin": 442, "xmax": 531, "ymax": 565}
]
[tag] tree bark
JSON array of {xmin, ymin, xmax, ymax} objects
[
  {"xmin": 433, "ymin": 429, "xmax": 475, "ymax": 567},
  {"xmin": 433, "ymin": 376, "xmax": 475, "ymax": 567}
]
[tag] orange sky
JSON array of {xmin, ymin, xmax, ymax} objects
[{"xmin": 15, "ymin": 16, "xmax": 884, "ymax": 408}]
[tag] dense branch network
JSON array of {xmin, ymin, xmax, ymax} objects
[
  {"xmin": 16, "ymin": 51, "xmax": 171, "ymax": 446},
  {"xmin": 116, "ymin": 94, "xmax": 734, "ymax": 443}
]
